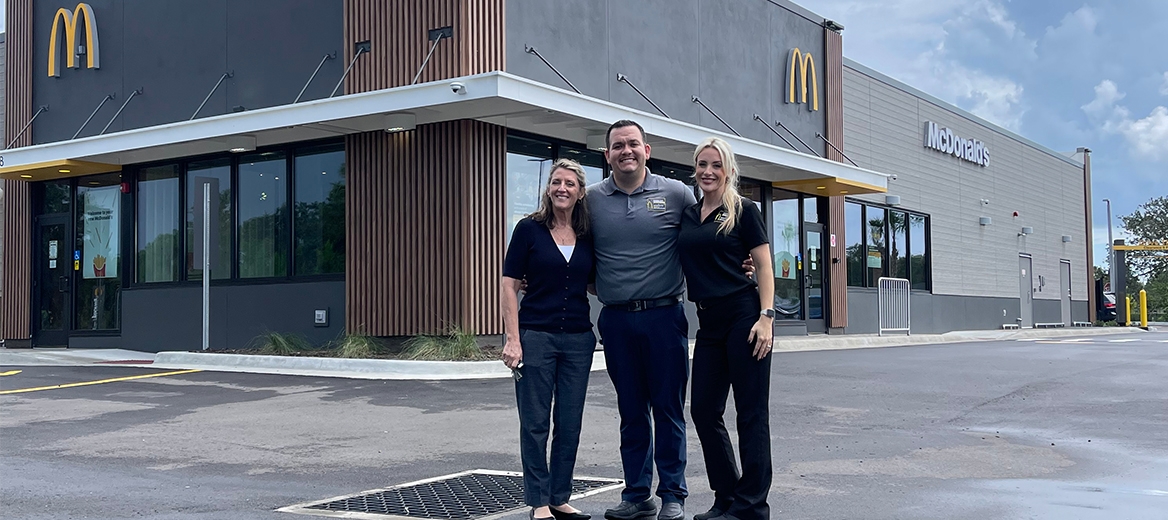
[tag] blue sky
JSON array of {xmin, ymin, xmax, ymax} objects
[{"xmin": 800, "ymin": 0, "xmax": 1167, "ymax": 268}]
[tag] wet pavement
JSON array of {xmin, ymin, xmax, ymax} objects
[{"xmin": 2, "ymin": 330, "xmax": 1166, "ymax": 519}]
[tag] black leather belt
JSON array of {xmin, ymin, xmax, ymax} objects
[{"xmin": 607, "ymin": 296, "xmax": 680, "ymax": 312}]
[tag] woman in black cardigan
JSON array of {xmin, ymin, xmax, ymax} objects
[{"xmin": 501, "ymin": 158, "xmax": 595, "ymax": 520}]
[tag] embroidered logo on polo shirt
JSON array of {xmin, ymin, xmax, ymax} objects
[
  {"xmin": 646, "ymin": 197, "xmax": 667, "ymax": 212},
  {"xmin": 714, "ymin": 211, "xmax": 728, "ymax": 223}
]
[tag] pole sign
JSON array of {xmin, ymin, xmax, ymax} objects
[{"xmin": 924, "ymin": 121, "xmax": 989, "ymax": 167}]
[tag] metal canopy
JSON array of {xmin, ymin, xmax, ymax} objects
[{"xmin": 0, "ymin": 72, "xmax": 888, "ymax": 195}]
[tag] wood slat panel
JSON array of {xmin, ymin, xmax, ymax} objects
[
  {"xmin": 824, "ymin": 28, "xmax": 848, "ymax": 329},
  {"xmin": 2, "ymin": 0, "xmax": 34, "ymax": 341},
  {"xmin": 346, "ymin": 121, "xmax": 505, "ymax": 336},
  {"xmin": 343, "ymin": 0, "xmax": 505, "ymax": 336}
]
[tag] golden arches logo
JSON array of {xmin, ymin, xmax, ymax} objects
[
  {"xmin": 48, "ymin": 2, "xmax": 100, "ymax": 77},
  {"xmin": 787, "ymin": 48, "xmax": 817, "ymax": 111}
]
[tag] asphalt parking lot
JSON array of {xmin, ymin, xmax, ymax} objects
[{"xmin": 3, "ymin": 331, "xmax": 1167, "ymax": 519}]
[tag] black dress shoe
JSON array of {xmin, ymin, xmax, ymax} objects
[
  {"xmin": 549, "ymin": 506, "xmax": 591, "ymax": 520},
  {"xmin": 604, "ymin": 499, "xmax": 657, "ymax": 520},
  {"xmin": 692, "ymin": 507, "xmax": 725, "ymax": 520}
]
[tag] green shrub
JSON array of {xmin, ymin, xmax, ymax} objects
[
  {"xmin": 250, "ymin": 332, "xmax": 312, "ymax": 355},
  {"xmin": 402, "ymin": 325, "xmax": 487, "ymax": 361},
  {"xmin": 336, "ymin": 334, "xmax": 385, "ymax": 358}
]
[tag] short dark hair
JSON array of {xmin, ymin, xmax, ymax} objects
[{"xmin": 606, "ymin": 120, "xmax": 646, "ymax": 149}]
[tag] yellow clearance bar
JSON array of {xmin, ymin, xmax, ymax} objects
[{"xmin": 1113, "ymin": 244, "xmax": 1168, "ymax": 251}]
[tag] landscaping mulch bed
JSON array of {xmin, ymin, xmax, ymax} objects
[{"xmin": 205, "ymin": 346, "xmax": 504, "ymax": 361}]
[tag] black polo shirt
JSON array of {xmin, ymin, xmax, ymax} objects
[
  {"xmin": 678, "ymin": 197, "xmax": 769, "ymax": 302},
  {"xmin": 503, "ymin": 217, "xmax": 595, "ymax": 333}
]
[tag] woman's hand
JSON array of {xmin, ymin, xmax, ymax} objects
[
  {"xmin": 502, "ymin": 337, "xmax": 523, "ymax": 369},
  {"xmin": 747, "ymin": 318, "xmax": 773, "ymax": 360}
]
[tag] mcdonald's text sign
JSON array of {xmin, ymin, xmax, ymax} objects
[
  {"xmin": 924, "ymin": 121, "xmax": 989, "ymax": 167},
  {"xmin": 48, "ymin": 2, "xmax": 100, "ymax": 77}
]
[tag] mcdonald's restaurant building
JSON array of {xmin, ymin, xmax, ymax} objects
[{"xmin": 0, "ymin": 0, "xmax": 1090, "ymax": 352}]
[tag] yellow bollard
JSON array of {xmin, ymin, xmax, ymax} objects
[
  {"xmin": 1140, "ymin": 289, "xmax": 1148, "ymax": 328},
  {"xmin": 1126, "ymin": 296, "xmax": 1132, "ymax": 325}
]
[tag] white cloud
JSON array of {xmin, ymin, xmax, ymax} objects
[
  {"xmin": 1082, "ymin": 80, "xmax": 1168, "ymax": 162},
  {"xmin": 917, "ymin": 56, "xmax": 1026, "ymax": 130}
]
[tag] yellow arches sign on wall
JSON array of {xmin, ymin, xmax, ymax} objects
[
  {"xmin": 787, "ymin": 48, "xmax": 817, "ymax": 111},
  {"xmin": 48, "ymin": 2, "xmax": 100, "ymax": 77}
]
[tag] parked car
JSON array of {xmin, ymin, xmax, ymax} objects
[{"xmin": 1100, "ymin": 293, "xmax": 1117, "ymax": 322}]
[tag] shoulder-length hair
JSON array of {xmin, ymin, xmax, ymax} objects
[
  {"xmin": 692, "ymin": 136, "xmax": 742, "ymax": 235},
  {"xmin": 530, "ymin": 158, "xmax": 591, "ymax": 237}
]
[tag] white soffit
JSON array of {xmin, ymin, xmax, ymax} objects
[{"xmin": 0, "ymin": 72, "xmax": 887, "ymax": 191}]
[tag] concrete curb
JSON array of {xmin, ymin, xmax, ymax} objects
[
  {"xmin": 773, "ymin": 326, "xmax": 1149, "ymax": 352},
  {"xmin": 151, "ymin": 351, "xmax": 610, "ymax": 381}
]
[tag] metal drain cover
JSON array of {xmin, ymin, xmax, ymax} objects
[{"xmin": 279, "ymin": 470, "xmax": 623, "ymax": 520}]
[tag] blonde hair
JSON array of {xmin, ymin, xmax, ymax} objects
[
  {"xmin": 692, "ymin": 137, "xmax": 742, "ymax": 235},
  {"xmin": 530, "ymin": 158, "xmax": 591, "ymax": 237}
]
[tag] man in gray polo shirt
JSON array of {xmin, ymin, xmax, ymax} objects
[{"xmin": 588, "ymin": 120, "xmax": 696, "ymax": 520}]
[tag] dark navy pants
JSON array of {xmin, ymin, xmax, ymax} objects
[
  {"xmin": 598, "ymin": 303, "xmax": 689, "ymax": 505},
  {"xmin": 691, "ymin": 290, "xmax": 771, "ymax": 520},
  {"xmin": 515, "ymin": 329, "xmax": 597, "ymax": 507}
]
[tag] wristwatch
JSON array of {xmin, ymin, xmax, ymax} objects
[{"xmin": 760, "ymin": 308, "xmax": 775, "ymax": 319}]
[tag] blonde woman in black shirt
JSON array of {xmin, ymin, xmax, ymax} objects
[
  {"xmin": 501, "ymin": 158, "xmax": 596, "ymax": 520},
  {"xmin": 677, "ymin": 137, "xmax": 775, "ymax": 520}
]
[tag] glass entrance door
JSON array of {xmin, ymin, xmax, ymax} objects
[
  {"xmin": 804, "ymin": 223, "xmax": 826, "ymax": 333},
  {"xmin": 34, "ymin": 215, "xmax": 72, "ymax": 346}
]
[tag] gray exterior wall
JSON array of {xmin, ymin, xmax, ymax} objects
[
  {"xmin": 30, "ymin": 0, "xmax": 343, "ymax": 145},
  {"xmin": 120, "ymin": 280, "xmax": 345, "ymax": 353},
  {"xmin": 847, "ymin": 289, "xmax": 1089, "ymax": 334},
  {"xmin": 842, "ymin": 60, "xmax": 1089, "ymax": 331},
  {"xmin": 506, "ymin": 0, "xmax": 829, "ymax": 156}
]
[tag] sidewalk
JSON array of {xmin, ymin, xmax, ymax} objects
[{"xmin": 0, "ymin": 326, "xmax": 1151, "ymax": 381}]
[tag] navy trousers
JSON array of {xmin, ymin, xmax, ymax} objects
[
  {"xmin": 515, "ymin": 329, "xmax": 597, "ymax": 507},
  {"xmin": 691, "ymin": 291, "xmax": 771, "ymax": 520},
  {"xmin": 598, "ymin": 303, "xmax": 689, "ymax": 505}
]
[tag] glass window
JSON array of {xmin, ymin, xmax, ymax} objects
[
  {"xmin": 137, "ymin": 165, "xmax": 180, "ymax": 283},
  {"xmin": 652, "ymin": 160, "xmax": 695, "ymax": 185},
  {"xmin": 890, "ymin": 210, "xmax": 908, "ymax": 279},
  {"xmin": 772, "ymin": 192, "xmax": 801, "ymax": 320},
  {"xmin": 42, "ymin": 180, "xmax": 71, "ymax": 214},
  {"xmin": 294, "ymin": 145, "xmax": 346, "ymax": 275},
  {"xmin": 866, "ymin": 206, "xmax": 887, "ymax": 287},
  {"xmin": 803, "ymin": 196, "xmax": 819, "ymax": 223},
  {"xmin": 76, "ymin": 173, "xmax": 122, "ymax": 330},
  {"xmin": 910, "ymin": 214, "xmax": 929, "ymax": 291},
  {"xmin": 238, "ymin": 152, "xmax": 289, "ymax": 278},
  {"xmin": 506, "ymin": 136, "xmax": 553, "ymax": 242},
  {"xmin": 558, "ymin": 146, "xmax": 605, "ymax": 187},
  {"xmin": 186, "ymin": 158, "xmax": 232, "ymax": 280},
  {"xmin": 845, "ymin": 202, "xmax": 864, "ymax": 287}
]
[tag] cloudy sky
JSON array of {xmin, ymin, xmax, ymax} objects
[{"xmin": 799, "ymin": 0, "xmax": 1167, "ymax": 268}]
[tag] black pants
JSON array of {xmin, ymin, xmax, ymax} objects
[
  {"xmin": 691, "ymin": 291, "xmax": 771, "ymax": 520},
  {"xmin": 515, "ymin": 328, "xmax": 597, "ymax": 507},
  {"xmin": 598, "ymin": 303, "xmax": 690, "ymax": 505}
]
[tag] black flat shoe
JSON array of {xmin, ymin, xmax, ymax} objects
[
  {"xmin": 550, "ymin": 506, "xmax": 591, "ymax": 520},
  {"xmin": 531, "ymin": 509, "xmax": 555, "ymax": 520}
]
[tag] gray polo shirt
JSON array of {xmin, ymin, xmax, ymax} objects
[{"xmin": 586, "ymin": 172, "xmax": 698, "ymax": 305}]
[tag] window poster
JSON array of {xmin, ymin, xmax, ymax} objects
[{"xmin": 83, "ymin": 186, "xmax": 119, "ymax": 279}]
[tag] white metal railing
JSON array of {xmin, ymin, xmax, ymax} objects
[{"xmin": 878, "ymin": 277, "xmax": 911, "ymax": 336}]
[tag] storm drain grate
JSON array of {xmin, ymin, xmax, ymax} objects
[{"xmin": 279, "ymin": 470, "xmax": 623, "ymax": 520}]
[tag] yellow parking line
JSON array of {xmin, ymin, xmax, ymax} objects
[
  {"xmin": 0, "ymin": 369, "xmax": 201, "ymax": 395},
  {"xmin": 0, "ymin": 370, "xmax": 22, "ymax": 376}
]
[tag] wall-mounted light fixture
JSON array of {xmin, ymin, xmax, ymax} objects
[
  {"xmin": 1062, "ymin": 235, "xmax": 1072, "ymax": 243},
  {"xmin": 224, "ymin": 134, "xmax": 256, "ymax": 153},
  {"xmin": 1018, "ymin": 226, "xmax": 1034, "ymax": 237},
  {"xmin": 885, "ymin": 195, "xmax": 901, "ymax": 206},
  {"xmin": 979, "ymin": 216, "xmax": 992, "ymax": 226},
  {"xmin": 385, "ymin": 113, "xmax": 416, "ymax": 133},
  {"xmin": 586, "ymin": 134, "xmax": 607, "ymax": 152}
]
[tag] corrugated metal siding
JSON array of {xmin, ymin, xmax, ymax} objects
[
  {"xmin": 823, "ymin": 28, "xmax": 847, "ymax": 328},
  {"xmin": 1, "ymin": 0, "xmax": 33, "ymax": 340},
  {"xmin": 842, "ymin": 66, "xmax": 1088, "ymax": 302}
]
